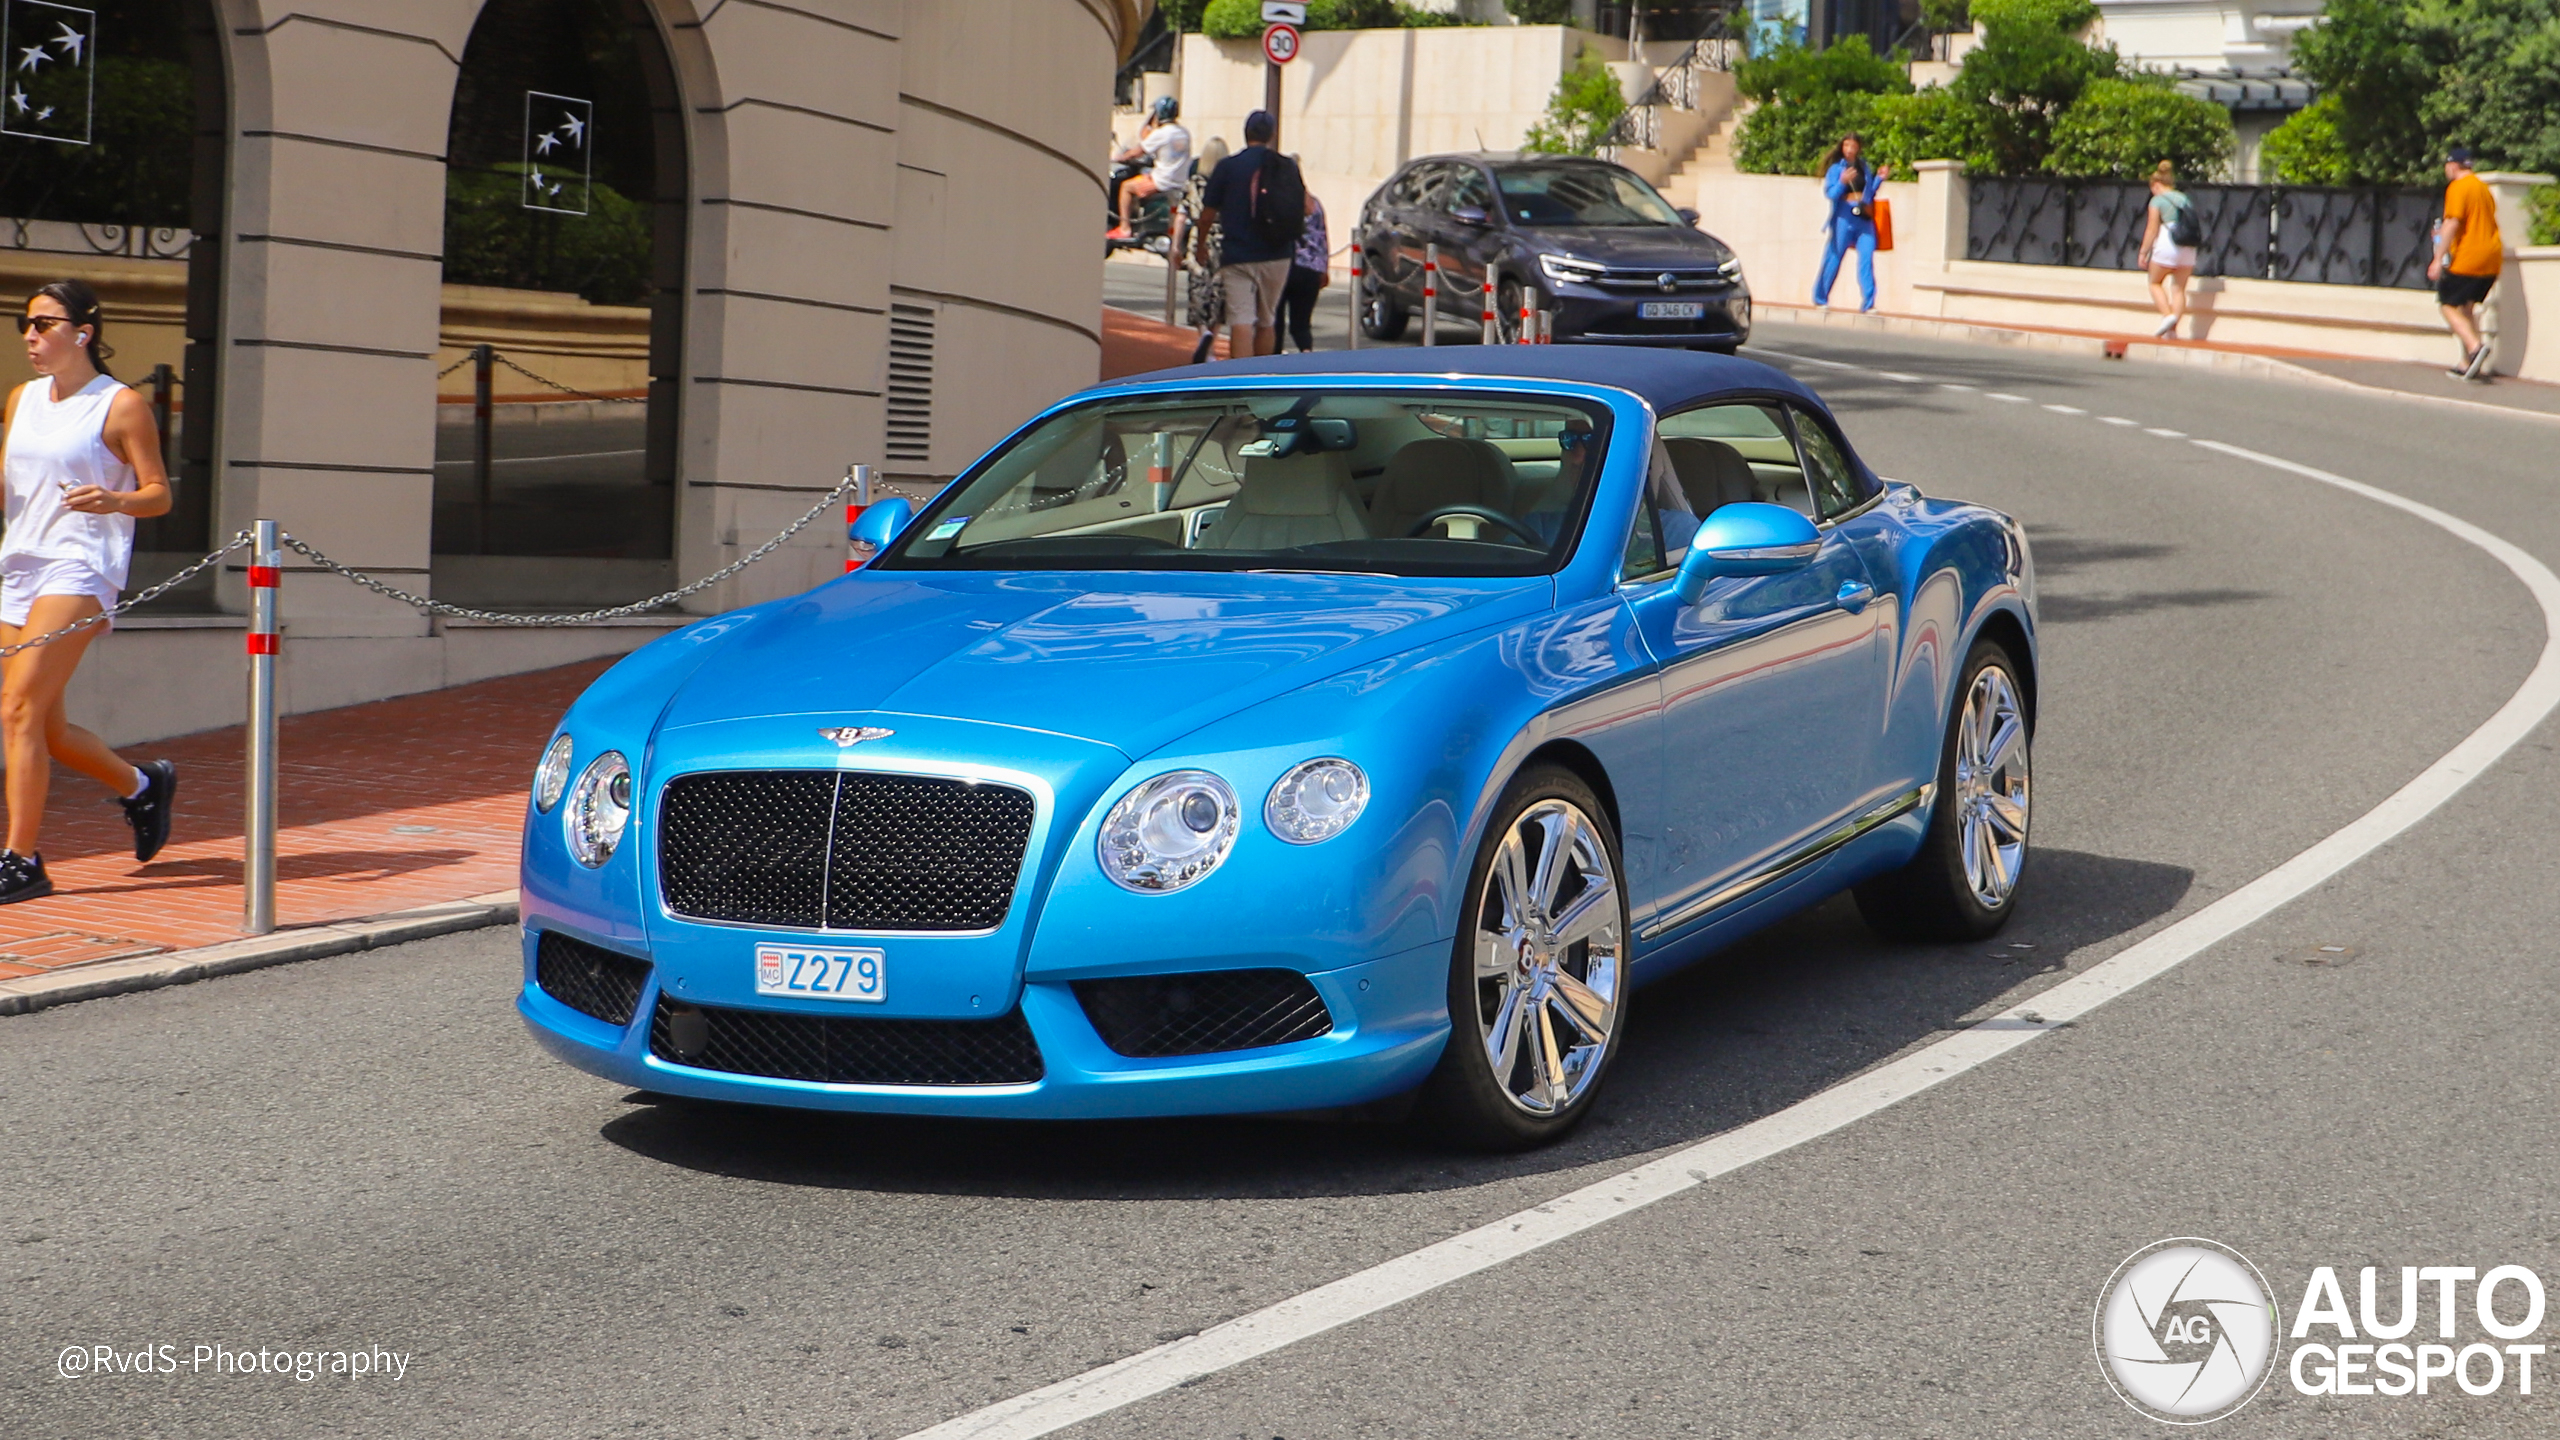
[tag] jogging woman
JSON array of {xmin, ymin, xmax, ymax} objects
[{"xmin": 0, "ymin": 279, "xmax": 179, "ymax": 903}]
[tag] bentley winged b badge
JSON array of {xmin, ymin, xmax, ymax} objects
[{"xmin": 818, "ymin": 726, "xmax": 895, "ymax": 747}]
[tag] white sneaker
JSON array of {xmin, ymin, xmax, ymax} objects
[{"xmin": 2152, "ymin": 315, "xmax": 2179, "ymax": 338}]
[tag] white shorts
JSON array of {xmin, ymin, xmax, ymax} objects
[
  {"xmin": 2150, "ymin": 238, "xmax": 2198, "ymax": 270},
  {"xmin": 0, "ymin": 555, "xmax": 120, "ymax": 629}
]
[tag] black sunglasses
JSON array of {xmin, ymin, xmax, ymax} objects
[{"xmin": 13, "ymin": 314, "xmax": 73, "ymax": 336}]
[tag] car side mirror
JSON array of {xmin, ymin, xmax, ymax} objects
[
  {"xmin": 1672, "ymin": 503, "xmax": 1820, "ymax": 605},
  {"xmin": 849, "ymin": 496, "xmax": 916, "ymax": 557},
  {"xmin": 1677, "ymin": 206, "xmax": 1700, "ymax": 226},
  {"xmin": 1450, "ymin": 205, "xmax": 1489, "ymax": 226}
]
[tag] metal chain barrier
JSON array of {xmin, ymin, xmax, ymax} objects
[
  {"xmin": 276, "ymin": 466, "xmax": 866, "ymax": 626},
  {"xmin": 0, "ymin": 530, "xmax": 252, "ymax": 659},
  {"xmin": 489, "ymin": 351, "xmax": 646, "ymax": 404}
]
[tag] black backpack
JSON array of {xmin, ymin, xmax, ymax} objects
[
  {"xmin": 1247, "ymin": 152, "xmax": 1307, "ymax": 251},
  {"xmin": 2166, "ymin": 196, "xmax": 2201, "ymax": 248}
]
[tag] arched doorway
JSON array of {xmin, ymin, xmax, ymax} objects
[
  {"xmin": 434, "ymin": 0, "xmax": 686, "ymax": 608},
  {"xmin": 0, "ymin": 0, "xmax": 225, "ymax": 601}
]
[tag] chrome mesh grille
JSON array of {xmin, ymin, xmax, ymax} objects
[
  {"xmin": 1073, "ymin": 969, "xmax": 1334, "ymax": 1058},
  {"xmin": 658, "ymin": 770, "xmax": 1035, "ymax": 931}
]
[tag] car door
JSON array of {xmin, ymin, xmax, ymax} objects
[
  {"xmin": 1622, "ymin": 403, "xmax": 1889, "ymax": 933},
  {"xmin": 1390, "ymin": 162, "xmax": 1451, "ymax": 307},
  {"xmin": 1437, "ymin": 163, "xmax": 1500, "ymax": 314}
]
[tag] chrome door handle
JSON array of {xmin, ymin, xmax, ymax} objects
[{"xmin": 1835, "ymin": 580, "xmax": 1875, "ymax": 613}]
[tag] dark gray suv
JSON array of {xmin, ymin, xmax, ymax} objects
[{"xmin": 1356, "ymin": 153, "xmax": 1750, "ymax": 350}]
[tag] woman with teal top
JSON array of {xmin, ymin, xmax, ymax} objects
[
  {"xmin": 2140, "ymin": 160, "xmax": 2198, "ymax": 338},
  {"xmin": 1814, "ymin": 132, "xmax": 1892, "ymax": 310}
]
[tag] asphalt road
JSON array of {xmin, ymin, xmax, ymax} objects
[{"xmin": 10, "ymin": 327, "xmax": 2560, "ymax": 1438}]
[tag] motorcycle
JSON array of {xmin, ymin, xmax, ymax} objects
[{"xmin": 1105, "ymin": 156, "xmax": 1179, "ymax": 258}]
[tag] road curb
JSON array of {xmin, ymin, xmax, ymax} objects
[
  {"xmin": 1753, "ymin": 304, "xmax": 2560, "ymax": 428},
  {"xmin": 0, "ymin": 889, "xmax": 520, "ymax": 1017}
]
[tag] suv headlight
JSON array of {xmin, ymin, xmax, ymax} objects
[
  {"xmin": 1099, "ymin": 770, "xmax": 1239, "ymax": 892},
  {"xmin": 1265, "ymin": 758, "xmax": 1369, "ymax": 844},
  {"xmin": 1539, "ymin": 253, "xmax": 1606, "ymax": 285},
  {"xmin": 1718, "ymin": 256, "xmax": 1743, "ymax": 280},
  {"xmin": 565, "ymin": 751, "xmax": 632, "ymax": 867},
  {"xmin": 534, "ymin": 733, "xmax": 574, "ymax": 813}
]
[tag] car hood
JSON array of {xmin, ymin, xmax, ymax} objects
[
  {"xmin": 1522, "ymin": 225, "xmax": 1730, "ymax": 268},
  {"xmin": 658, "ymin": 570, "xmax": 1553, "ymax": 758}
]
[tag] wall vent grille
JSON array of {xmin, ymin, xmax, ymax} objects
[{"xmin": 887, "ymin": 302, "xmax": 934, "ymax": 466}]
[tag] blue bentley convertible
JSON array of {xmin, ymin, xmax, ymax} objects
[{"xmin": 518, "ymin": 347, "xmax": 2035, "ymax": 1148}]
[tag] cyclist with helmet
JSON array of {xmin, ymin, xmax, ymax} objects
[{"xmin": 1108, "ymin": 96, "xmax": 1191, "ymax": 242}]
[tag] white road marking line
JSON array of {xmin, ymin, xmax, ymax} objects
[
  {"xmin": 900, "ymin": 443, "xmax": 2560, "ymax": 1440},
  {"xmin": 2043, "ymin": 404, "xmax": 2088, "ymax": 415},
  {"xmin": 2146, "ymin": 427, "xmax": 2188, "ymax": 438},
  {"xmin": 1940, "ymin": 383, "xmax": 1976, "ymax": 392},
  {"xmin": 1878, "ymin": 371, "xmax": 1924, "ymax": 383},
  {"xmin": 1986, "ymin": 392, "xmax": 2029, "ymax": 402},
  {"xmin": 2100, "ymin": 416, "xmax": 2139, "ymax": 426}
]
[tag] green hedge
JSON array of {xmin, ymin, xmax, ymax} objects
[
  {"xmin": 2041, "ymin": 77, "xmax": 2234, "ymax": 181},
  {"xmin": 2258, "ymin": 95, "xmax": 2356, "ymax": 186},
  {"xmin": 1202, "ymin": 0, "xmax": 1471, "ymax": 36}
]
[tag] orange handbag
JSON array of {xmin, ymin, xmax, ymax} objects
[{"xmin": 1873, "ymin": 197, "xmax": 1895, "ymax": 252}]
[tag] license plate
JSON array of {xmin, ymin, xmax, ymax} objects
[
  {"xmin": 1640, "ymin": 301, "xmax": 1706, "ymax": 320},
  {"xmin": 754, "ymin": 945, "xmax": 885, "ymax": 1003}
]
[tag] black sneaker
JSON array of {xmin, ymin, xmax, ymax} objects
[
  {"xmin": 0, "ymin": 851, "xmax": 52, "ymax": 905},
  {"xmin": 2449, "ymin": 347, "xmax": 2480, "ymax": 379},
  {"xmin": 2463, "ymin": 341, "xmax": 2495, "ymax": 381},
  {"xmin": 119, "ymin": 759, "xmax": 176, "ymax": 863}
]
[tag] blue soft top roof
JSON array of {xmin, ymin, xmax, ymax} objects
[{"xmin": 1120, "ymin": 344, "xmax": 1822, "ymax": 414}]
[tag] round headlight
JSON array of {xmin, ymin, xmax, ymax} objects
[
  {"xmin": 1265, "ymin": 758, "xmax": 1369, "ymax": 844},
  {"xmin": 565, "ymin": 751, "xmax": 631, "ymax": 868},
  {"xmin": 533, "ymin": 733, "xmax": 575, "ymax": 813},
  {"xmin": 1098, "ymin": 770, "xmax": 1239, "ymax": 893}
]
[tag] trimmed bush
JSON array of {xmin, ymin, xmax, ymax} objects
[
  {"xmin": 1866, "ymin": 88, "xmax": 1992, "ymax": 174},
  {"xmin": 1733, "ymin": 37, "xmax": 1910, "ymax": 176},
  {"xmin": 2259, "ymin": 95, "xmax": 2357, "ymax": 186},
  {"xmin": 2531, "ymin": 184, "xmax": 2560, "ymax": 247},
  {"xmin": 1522, "ymin": 46, "xmax": 1628, "ymax": 156},
  {"xmin": 2041, "ymin": 77, "xmax": 2234, "ymax": 180}
]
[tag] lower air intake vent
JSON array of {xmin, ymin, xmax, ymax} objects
[
  {"xmin": 1073, "ymin": 969, "xmax": 1334, "ymax": 1058},
  {"xmin": 535, "ymin": 931, "xmax": 651, "ymax": 1027},
  {"xmin": 650, "ymin": 999, "xmax": 1043, "ymax": 1086}
]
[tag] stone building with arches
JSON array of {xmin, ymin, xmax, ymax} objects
[{"xmin": 0, "ymin": 0, "xmax": 1147, "ymax": 742}]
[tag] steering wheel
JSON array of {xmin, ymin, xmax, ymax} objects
[
  {"xmin": 1402, "ymin": 507, "xmax": 1536, "ymax": 545},
  {"xmin": 1404, "ymin": 504, "xmax": 1545, "ymax": 547}
]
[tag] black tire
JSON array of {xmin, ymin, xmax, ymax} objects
[
  {"xmin": 1360, "ymin": 270, "xmax": 1409, "ymax": 340},
  {"xmin": 1416, "ymin": 765, "xmax": 1632, "ymax": 1150},
  {"xmin": 1854, "ymin": 639, "xmax": 2032, "ymax": 942}
]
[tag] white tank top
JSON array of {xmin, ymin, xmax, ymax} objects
[{"xmin": 2, "ymin": 372, "xmax": 137, "ymax": 585}]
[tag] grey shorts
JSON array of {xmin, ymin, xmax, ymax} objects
[{"xmin": 1218, "ymin": 258, "xmax": 1294, "ymax": 328}]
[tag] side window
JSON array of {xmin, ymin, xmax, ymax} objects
[
  {"xmin": 1622, "ymin": 494, "xmax": 1663, "ymax": 580},
  {"xmin": 1657, "ymin": 402, "xmax": 1808, "ymax": 517},
  {"xmin": 1447, "ymin": 166, "xmax": 1492, "ymax": 214},
  {"xmin": 1788, "ymin": 407, "xmax": 1876, "ymax": 518},
  {"xmin": 1621, "ymin": 440, "xmax": 1694, "ymax": 581},
  {"xmin": 1411, "ymin": 162, "xmax": 1453, "ymax": 212},
  {"xmin": 1390, "ymin": 165, "xmax": 1429, "ymax": 208}
]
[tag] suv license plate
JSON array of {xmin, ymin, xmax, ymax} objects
[
  {"xmin": 1640, "ymin": 301, "xmax": 1706, "ymax": 320},
  {"xmin": 755, "ymin": 945, "xmax": 885, "ymax": 1003}
]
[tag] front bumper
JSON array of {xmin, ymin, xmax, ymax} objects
[
  {"xmin": 518, "ymin": 928, "xmax": 1453, "ymax": 1119},
  {"xmin": 1549, "ymin": 286, "xmax": 1749, "ymax": 347}
]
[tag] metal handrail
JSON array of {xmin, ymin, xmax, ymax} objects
[{"xmin": 1599, "ymin": 17, "xmax": 1746, "ymax": 154}]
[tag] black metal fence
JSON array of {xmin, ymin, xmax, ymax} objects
[{"xmin": 1965, "ymin": 177, "xmax": 2445, "ymax": 290}]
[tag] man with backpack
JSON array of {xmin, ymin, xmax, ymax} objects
[{"xmin": 1194, "ymin": 110, "xmax": 1304, "ymax": 359}]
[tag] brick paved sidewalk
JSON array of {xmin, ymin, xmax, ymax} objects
[{"xmin": 0, "ymin": 658, "xmax": 611, "ymax": 980}]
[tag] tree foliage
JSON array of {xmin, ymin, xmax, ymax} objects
[
  {"xmin": 1504, "ymin": 0, "xmax": 1577, "ymax": 21},
  {"xmin": 1865, "ymin": 88, "xmax": 1992, "ymax": 174},
  {"xmin": 2041, "ymin": 77, "xmax": 2233, "ymax": 180},
  {"xmin": 1523, "ymin": 46, "xmax": 1629, "ymax": 155},
  {"xmin": 1731, "ymin": 37, "xmax": 1911, "ymax": 175},
  {"xmin": 1203, "ymin": 0, "xmax": 1475, "ymax": 35},
  {"xmin": 1950, "ymin": 0, "xmax": 2120, "ymax": 173},
  {"xmin": 2296, "ymin": 0, "xmax": 2560, "ymax": 182}
]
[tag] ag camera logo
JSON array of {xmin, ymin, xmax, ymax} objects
[{"xmin": 2095, "ymin": 1238, "xmax": 2279, "ymax": 1424}]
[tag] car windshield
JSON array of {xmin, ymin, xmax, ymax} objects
[
  {"xmin": 1495, "ymin": 165, "xmax": 1683, "ymax": 227},
  {"xmin": 878, "ymin": 389, "xmax": 1613, "ymax": 577}
]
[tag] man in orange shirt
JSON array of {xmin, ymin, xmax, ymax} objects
[{"xmin": 2429, "ymin": 146, "xmax": 2502, "ymax": 381}]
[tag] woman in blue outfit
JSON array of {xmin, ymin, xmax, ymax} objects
[{"xmin": 1813, "ymin": 132, "xmax": 1892, "ymax": 310}]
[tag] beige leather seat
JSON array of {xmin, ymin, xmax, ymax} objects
[
  {"xmin": 1367, "ymin": 437, "xmax": 1518, "ymax": 538},
  {"xmin": 1660, "ymin": 437, "xmax": 1759, "ymax": 515},
  {"xmin": 1196, "ymin": 451, "xmax": 1369, "ymax": 550}
]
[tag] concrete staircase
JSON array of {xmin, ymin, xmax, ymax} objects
[{"xmin": 1656, "ymin": 101, "xmax": 1752, "ymax": 215}]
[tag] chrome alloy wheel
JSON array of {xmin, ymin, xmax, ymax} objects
[
  {"xmin": 1471, "ymin": 798, "xmax": 1624, "ymax": 1116},
  {"xmin": 1952, "ymin": 664, "xmax": 2031, "ymax": 909}
]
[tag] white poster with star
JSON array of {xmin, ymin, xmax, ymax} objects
[
  {"xmin": 523, "ymin": 91, "xmax": 592, "ymax": 216},
  {"xmin": 2, "ymin": 0, "xmax": 93, "ymax": 145}
]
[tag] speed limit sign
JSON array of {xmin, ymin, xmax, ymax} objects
[{"xmin": 1262, "ymin": 22, "xmax": 1300, "ymax": 64}]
